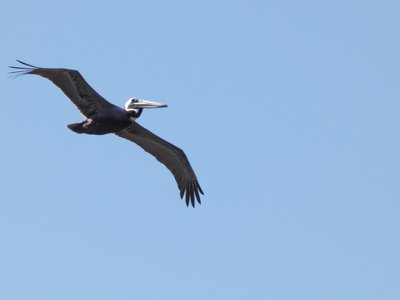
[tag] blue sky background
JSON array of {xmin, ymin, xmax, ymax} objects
[{"xmin": 1, "ymin": 1, "xmax": 400, "ymax": 299}]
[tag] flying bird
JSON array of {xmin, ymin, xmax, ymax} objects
[{"xmin": 9, "ymin": 60, "xmax": 203, "ymax": 207}]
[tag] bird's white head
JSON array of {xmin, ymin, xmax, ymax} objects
[{"xmin": 124, "ymin": 98, "xmax": 168, "ymax": 112}]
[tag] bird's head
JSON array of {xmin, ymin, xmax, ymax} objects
[{"xmin": 124, "ymin": 98, "xmax": 168, "ymax": 118}]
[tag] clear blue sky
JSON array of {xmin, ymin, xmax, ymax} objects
[{"xmin": 1, "ymin": 1, "xmax": 399, "ymax": 299}]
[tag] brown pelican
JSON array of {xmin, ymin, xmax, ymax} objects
[{"xmin": 9, "ymin": 60, "xmax": 203, "ymax": 207}]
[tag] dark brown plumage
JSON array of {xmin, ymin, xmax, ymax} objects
[{"xmin": 9, "ymin": 60, "xmax": 204, "ymax": 207}]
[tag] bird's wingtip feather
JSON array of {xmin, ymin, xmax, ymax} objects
[
  {"xmin": 15, "ymin": 60, "xmax": 39, "ymax": 68},
  {"xmin": 197, "ymin": 182, "xmax": 204, "ymax": 195},
  {"xmin": 194, "ymin": 188, "xmax": 201, "ymax": 204},
  {"xmin": 8, "ymin": 60, "xmax": 39, "ymax": 79},
  {"xmin": 185, "ymin": 190, "xmax": 189, "ymax": 206}
]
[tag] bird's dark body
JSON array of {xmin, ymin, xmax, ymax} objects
[
  {"xmin": 9, "ymin": 60, "xmax": 203, "ymax": 207},
  {"xmin": 68, "ymin": 106, "xmax": 135, "ymax": 135}
]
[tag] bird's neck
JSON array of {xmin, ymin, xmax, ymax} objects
[{"xmin": 129, "ymin": 108, "xmax": 143, "ymax": 119}]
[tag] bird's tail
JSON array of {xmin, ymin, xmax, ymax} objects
[{"xmin": 67, "ymin": 123, "xmax": 85, "ymax": 134}]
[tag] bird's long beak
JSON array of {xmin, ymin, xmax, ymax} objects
[{"xmin": 131, "ymin": 99, "xmax": 168, "ymax": 109}]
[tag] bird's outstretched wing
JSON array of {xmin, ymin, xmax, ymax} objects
[
  {"xmin": 116, "ymin": 122, "xmax": 204, "ymax": 207},
  {"xmin": 9, "ymin": 60, "xmax": 115, "ymax": 117}
]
